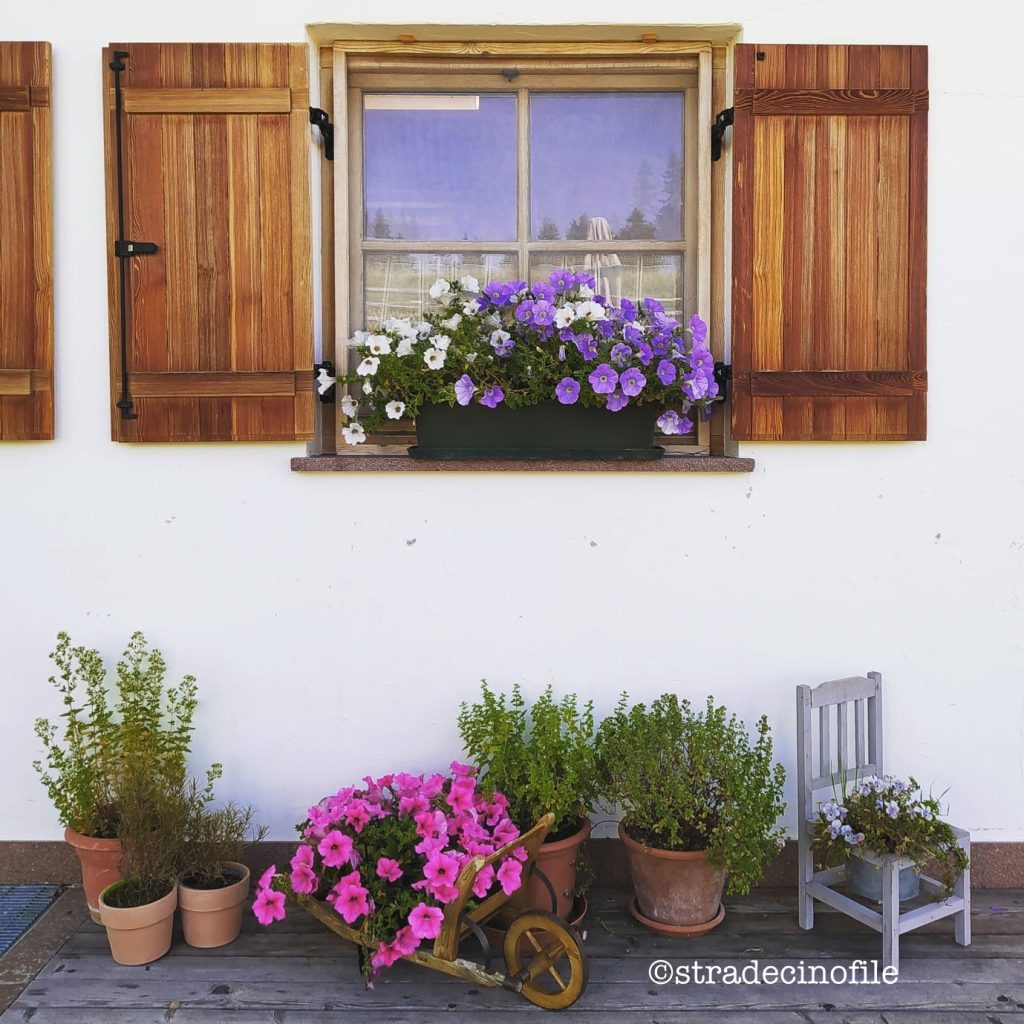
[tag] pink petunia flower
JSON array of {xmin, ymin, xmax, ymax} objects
[
  {"xmin": 415, "ymin": 833, "xmax": 447, "ymax": 857},
  {"xmin": 415, "ymin": 809, "xmax": 447, "ymax": 840},
  {"xmin": 420, "ymin": 774, "xmax": 445, "ymax": 799},
  {"xmin": 424, "ymin": 850, "xmax": 461, "ymax": 888},
  {"xmin": 497, "ymin": 858, "xmax": 523, "ymax": 896},
  {"xmin": 408, "ymin": 902, "xmax": 444, "ymax": 940},
  {"xmin": 393, "ymin": 772, "xmax": 423, "ymax": 794},
  {"xmin": 290, "ymin": 845, "xmax": 314, "ymax": 871},
  {"xmin": 429, "ymin": 882, "xmax": 460, "ymax": 904},
  {"xmin": 331, "ymin": 876, "xmax": 370, "ymax": 924},
  {"xmin": 376, "ymin": 857, "xmax": 403, "ymax": 883},
  {"xmin": 252, "ymin": 888, "xmax": 286, "ymax": 926},
  {"xmin": 371, "ymin": 941, "xmax": 403, "ymax": 972},
  {"xmin": 449, "ymin": 760, "xmax": 477, "ymax": 777},
  {"xmin": 472, "ymin": 864, "xmax": 496, "ymax": 899},
  {"xmin": 318, "ymin": 830, "xmax": 354, "ymax": 868},
  {"xmin": 392, "ymin": 925, "xmax": 420, "ymax": 956},
  {"xmin": 491, "ymin": 820, "xmax": 520, "ymax": 847},
  {"xmin": 257, "ymin": 865, "xmax": 276, "ymax": 891},
  {"xmin": 344, "ymin": 799, "xmax": 373, "ymax": 832},
  {"xmin": 399, "ymin": 793, "xmax": 429, "ymax": 816},
  {"xmin": 446, "ymin": 777, "xmax": 477, "ymax": 815},
  {"xmin": 290, "ymin": 862, "xmax": 318, "ymax": 895}
]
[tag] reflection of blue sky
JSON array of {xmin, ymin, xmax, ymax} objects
[
  {"xmin": 364, "ymin": 95, "xmax": 517, "ymax": 241},
  {"xmin": 531, "ymin": 94, "xmax": 684, "ymax": 240}
]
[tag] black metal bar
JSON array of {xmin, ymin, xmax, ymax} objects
[
  {"xmin": 711, "ymin": 106, "xmax": 734, "ymax": 162},
  {"xmin": 458, "ymin": 911, "xmax": 493, "ymax": 974},
  {"xmin": 309, "ymin": 107, "xmax": 334, "ymax": 161},
  {"xmin": 530, "ymin": 865, "xmax": 558, "ymax": 915},
  {"xmin": 109, "ymin": 50, "xmax": 137, "ymax": 420},
  {"xmin": 714, "ymin": 361, "xmax": 732, "ymax": 394}
]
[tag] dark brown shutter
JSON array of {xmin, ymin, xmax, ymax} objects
[
  {"xmin": 732, "ymin": 44, "xmax": 927, "ymax": 441},
  {"xmin": 103, "ymin": 43, "xmax": 313, "ymax": 442},
  {"xmin": 0, "ymin": 42, "xmax": 53, "ymax": 440}
]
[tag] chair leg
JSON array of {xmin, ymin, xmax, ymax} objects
[
  {"xmin": 881, "ymin": 858, "xmax": 900, "ymax": 974},
  {"xmin": 955, "ymin": 832, "xmax": 971, "ymax": 947},
  {"xmin": 798, "ymin": 874, "xmax": 814, "ymax": 930},
  {"xmin": 797, "ymin": 835, "xmax": 814, "ymax": 930}
]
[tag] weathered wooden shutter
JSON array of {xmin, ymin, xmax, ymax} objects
[
  {"xmin": 102, "ymin": 43, "xmax": 313, "ymax": 442},
  {"xmin": 732, "ymin": 44, "xmax": 927, "ymax": 441},
  {"xmin": 0, "ymin": 42, "xmax": 53, "ymax": 440}
]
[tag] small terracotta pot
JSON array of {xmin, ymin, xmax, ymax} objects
[
  {"xmin": 178, "ymin": 862, "xmax": 250, "ymax": 948},
  {"xmin": 99, "ymin": 881, "xmax": 177, "ymax": 965},
  {"xmin": 526, "ymin": 819, "xmax": 591, "ymax": 919},
  {"xmin": 619, "ymin": 820, "xmax": 725, "ymax": 930},
  {"xmin": 65, "ymin": 827, "xmax": 122, "ymax": 925}
]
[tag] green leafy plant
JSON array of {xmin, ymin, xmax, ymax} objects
[
  {"xmin": 596, "ymin": 693, "xmax": 787, "ymax": 895},
  {"xmin": 812, "ymin": 774, "xmax": 968, "ymax": 896},
  {"xmin": 458, "ymin": 682, "xmax": 598, "ymax": 842},
  {"xmin": 34, "ymin": 631, "xmax": 217, "ymax": 839},
  {"xmin": 179, "ymin": 781, "xmax": 268, "ymax": 890}
]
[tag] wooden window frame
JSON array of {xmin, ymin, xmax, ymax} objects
[{"xmin": 316, "ymin": 39, "xmax": 724, "ymax": 458}]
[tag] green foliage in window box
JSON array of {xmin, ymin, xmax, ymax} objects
[
  {"xmin": 596, "ymin": 693, "xmax": 786, "ymax": 895},
  {"xmin": 458, "ymin": 681, "xmax": 598, "ymax": 842}
]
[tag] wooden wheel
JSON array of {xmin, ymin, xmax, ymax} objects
[{"xmin": 503, "ymin": 910, "xmax": 588, "ymax": 1010}]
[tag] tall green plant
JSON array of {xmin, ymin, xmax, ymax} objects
[
  {"xmin": 458, "ymin": 682, "xmax": 598, "ymax": 841},
  {"xmin": 597, "ymin": 693, "xmax": 786, "ymax": 895}
]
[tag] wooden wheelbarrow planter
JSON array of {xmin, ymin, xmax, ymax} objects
[{"xmin": 272, "ymin": 812, "xmax": 588, "ymax": 1010}]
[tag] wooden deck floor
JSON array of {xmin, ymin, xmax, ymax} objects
[{"xmin": 2, "ymin": 888, "xmax": 1024, "ymax": 1023}]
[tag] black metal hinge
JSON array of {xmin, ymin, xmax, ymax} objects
[
  {"xmin": 714, "ymin": 362, "xmax": 732, "ymax": 393},
  {"xmin": 711, "ymin": 107, "xmax": 734, "ymax": 162},
  {"xmin": 113, "ymin": 240, "xmax": 158, "ymax": 257},
  {"xmin": 315, "ymin": 360, "xmax": 336, "ymax": 404},
  {"xmin": 309, "ymin": 107, "xmax": 334, "ymax": 161}
]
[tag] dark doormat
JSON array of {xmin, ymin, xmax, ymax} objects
[{"xmin": 0, "ymin": 885, "xmax": 61, "ymax": 957}]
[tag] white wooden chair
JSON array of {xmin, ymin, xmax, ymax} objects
[{"xmin": 796, "ymin": 672, "xmax": 970, "ymax": 971}]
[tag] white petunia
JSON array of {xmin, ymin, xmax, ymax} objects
[
  {"xmin": 396, "ymin": 337, "xmax": 416, "ymax": 357},
  {"xmin": 347, "ymin": 329, "xmax": 370, "ymax": 348},
  {"xmin": 362, "ymin": 380, "xmax": 374, "ymax": 395},
  {"xmin": 383, "ymin": 317, "xmax": 417, "ymax": 339},
  {"xmin": 460, "ymin": 275, "xmax": 480, "ymax": 293},
  {"xmin": 441, "ymin": 313, "xmax": 462, "ymax": 331},
  {"xmin": 462, "ymin": 299, "xmax": 482, "ymax": 316},
  {"xmin": 385, "ymin": 400, "xmax": 406, "ymax": 420},
  {"xmin": 340, "ymin": 394, "xmax": 359, "ymax": 418},
  {"xmin": 578, "ymin": 283, "xmax": 594, "ymax": 299},
  {"xmin": 368, "ymin": 335, "xmax": 392, "ymax": 356},
  {"xmin": 316, "ymin": 367, "xmax": 336, "ymax": 396},
  {"xmin": 432, "ymin": 334, "xmax": 451, "ymax": 352},
  {"xmin": 356, "ymin": 356, "xmax": 380, "ymax": 376},
  {"xmin": 415, "ymin": 321, "xmax": 432, "ymax": 338},
  {"xmin": 554, "ymin": 304, "xmax": 577, "ymax": 329},
  {"xmin": 341, "ymin": 422, "xmax": 366, "ymax": 445},
  {"xmin": 428, "ymin": 278, "xmax": 451, "ymax": 300},
  {"xmin": 576, "ymin": 300, "xmax": 607, "ymax": 321},
  {"xmin": 424, "ymin": 347, "xmax": 446, "ymax": 370}
]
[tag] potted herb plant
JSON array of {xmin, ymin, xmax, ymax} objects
[
  {"xmin": 33, "ymin": 632, "xmax": 204, "ymax": 923},
  {"xmin": 597, "ymin": 694, "xmax": 786, "ymax": 937},
  {"xmin": 458, "ymin": 682, "xmax": 598, "ymax": 920},
  {"xmin": 813, "ymin": 774, "xmax": 969, "ymax": 902},
  {"xmin": 333, "ymin": 272, "xmax": 720, "ymax": 459},
  {"xmin": 178, "ymin": 782, "xmax": 268, "ymax": 948}
]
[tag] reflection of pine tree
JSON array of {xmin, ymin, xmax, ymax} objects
[
  {"xmin": 655, "ymin": 152, "xmax": 683, "ymax": 240},
  {"xmin": 617, "ymin": 207, "xmax": 656, "ymax": 240},
  {"xmin": 537, "ymin": 218, "xmax": 561, "ymax": 240},
  {"xmin": 566, "ymin": 213, "xmax": 590, "ymax": 240},
  {"xmin": 633, "ymin": 159, "xmax": 655, "ymax": 218},
  {"xmin": 371, "ymin": 209, "xmax": 392, "ymax": 238}
]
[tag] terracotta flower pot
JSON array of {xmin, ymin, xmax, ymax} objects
[
  {"xmin": 178, "ymin": 862, "xmax": 251, "ymax": 948},
  {"xmin": 619, "ymin": 820, "xmax": 726, "ymax": 933},
  {"xmin": 526, "ymin": 819, "xmax": 591, "ymax": 919},
  {"xmin": 64, "ymin": 826, "xmax": 123, "ymax": 924},
  {"xmin": 98, "ymin": 881, "xmax": 177, "ymax": 965}
]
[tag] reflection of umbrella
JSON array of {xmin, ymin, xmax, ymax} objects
[{"xmin": 583, "ymin": 217, "xmax": 624, "ymax": 303}]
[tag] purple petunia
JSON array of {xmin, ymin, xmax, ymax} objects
[
  {"xmin": 454, "ymin": 374, "xmax": 477, "ymax": 407},
  {"xmin": 619, "ymin": 297, "xmax": 637, "ymax": 322},
  {"xmin": 681, "ymin": 371, "xmax": 710, "ymax": 402},
  {"xmin": 588, "ymin": 363, "xmax": 618, "ymax": 395},
  {"xmin": 609, "ymin": 343, "xmax": 633, "ymax": 367},
  {"xmin": 483, "ymin": 281, "xmax": 514, "ymax": 307},
  {"xmin": 642, "ymin": 297, "xmax": 664, "ymax": 315},
  {"xmin": 531, "ymin": 282, "xmax": 556, "ymax": 304},
  {"xmin": 619, "ymin": 368, "xmax": 646, "ymax": 397},
  {"xmin": 555, "ymin": 377, "xmax": 580, "ymax": 405},
  {"xmin": 623, "ymin": 323, "xmax": 644, "ymax": 345},
  {"xmin": 573, "ymin": 334, "xmax": 599, "ymax": 361},
  {"xmin": 514, "ymin": 299, "xmax": 536, "ymax": 323},
  {"xmin": 689, "ymin": 346, "xmax": 714, "ymax": 374},
  {"xmin": 548, "ymin": 268, "xmax": 575, "ymax": 291},
  {"xmin": 656, "ymin": 359, "xmax": 677, "ymax": 386},
  {"xmin": 479, "ymin": 386, "xmax": 504, "ymax": 409},
  {"xmin": 634, "ymin": 341, "xmax": 654, "ymax": 366},
  {"xmin": 606, "ymin": 391, "xmax": 628, "ymax": 412},
  {"xmin": 530, "ymin": 299, "xmax": 556, "ymax": 327},
  {"xmin": 689, "ymin": 313, "xmax": 708, "ymax": 345}
]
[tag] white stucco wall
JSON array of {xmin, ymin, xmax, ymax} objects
[{"xmin": 3, "ymin": 0, "xmax": 1022, "ymax": 844}]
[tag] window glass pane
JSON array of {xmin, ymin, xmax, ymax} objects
[
  {"xmin": 364, "ymin": 94, "xmax": 517, "ymax": 241},
  {"xmin": 363, "ymin": 252, "xmax": 518, "ymax": 324},
  {"xmin": 530, "ymin": 93, "xmax": 684, "ymax": 241},
  {"xmin": 529, "ymin": 253, "xmax": 684, "ymax": 319}
]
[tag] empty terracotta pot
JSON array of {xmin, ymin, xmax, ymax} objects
[
  {"xmin": 619, "ymin": 820, "xmax": 725, "ymax": 930},
  {"xmin": 178, "ymin": 862, "xmax": 251, "ymax": 948},
  {"xmin": 526, "ymin": 819, "xmax": 591, "ymax": 919},
  {"xmin": 98, "ymin": 881, "xmax": 177, "ymax": 965},
  {"xmin": 65, "ymin": 827, "xmax": 122, "ymax": 924}
]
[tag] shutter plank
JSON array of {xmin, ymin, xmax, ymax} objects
[
  {"xmin": 104, "ymin": 42, "xmax": 314, "ymax": 441},
  {"xmin": 732, "ymin": 43, "xmax": 927, "ymax": 441},
  {"xmin": 0, "ymin": 41, "xmax": 52, "ymax": 439}
]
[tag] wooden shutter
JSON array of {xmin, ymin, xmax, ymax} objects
[
  {"xmin": 102, "ymin": 43, "xmax": 313, "ymax": 442},
  {"xmin": 0, "ymin": 42, "xmax": 53, "ymax": 440},
  {"xmin": 732, "ymin": 44, "xmax": 927, "ymax": 441}
]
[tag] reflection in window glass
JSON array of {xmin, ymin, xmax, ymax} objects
[
  {"xmin": 530, "ymin": 93, "xmax": 684, "ymax": 242},
  {"xmin": 530, "ymin": 253, "xmax": 684, "ymax": 318},
  {"xmin": 364, "ymin": 94, "xmax": 517, "ymax": 242},
  {"xmin": 364, "ymin": 253, "xmax": 518, "ymax": 323}
]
